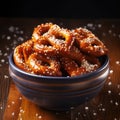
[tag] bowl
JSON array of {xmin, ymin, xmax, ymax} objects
[{"xmin": 8, "ymin": 52, "xmax": 109, "ymax": 111}]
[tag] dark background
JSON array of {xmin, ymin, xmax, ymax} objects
[{"xmin": 0, "ymin": 0, "xmax": 120, "ymax": 19}]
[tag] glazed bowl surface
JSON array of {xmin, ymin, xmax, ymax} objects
[{"xmin": 9, "ymin": 53, "xmax": 109, "ymax": 111}]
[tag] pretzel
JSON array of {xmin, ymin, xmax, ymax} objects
[
  {"xmin": 33, "ymin": 36, "xmax": 59, "ymax": 56},
  {"xmin": 60, "ymin": 57, "xmax": 99, "ymax": 77},
  {"xmin": 32, "ymin": 22, "xmax": 53, "ymax": 42},
  {"xmin": 72, "ymin": 27, "xmax": 108, "ymax": 56},
  {"xmin": 60, "ymin": 57, "xmax": 86, "ymax": 77},
  {"xmin": 27, "ymin": 53, "xmax": 62, "ymax": 76},
  {"xmin": 60, "ymin": 45, "xmax": 85, "ymax": 62},
  {"xmin": 13, "ymin": 40, "xmax": 34, "ymax": 72},
  {"xmin": 47, "ymin": 24, "xmax": 74, "ymax": 50}
]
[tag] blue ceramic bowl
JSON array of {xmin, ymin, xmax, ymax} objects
[{"xmin": 9, "ymin": 53, "xmax": 109, "ymax": 111}]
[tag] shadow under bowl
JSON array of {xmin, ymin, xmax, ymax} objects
[{"xmin": 9, "ymin": 53, "xmax": 109, "ymax": 111}]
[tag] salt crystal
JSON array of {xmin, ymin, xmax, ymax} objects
[
  {"xmin": 108, "ymin": 30, "xmax": 112, "ymax": 34},
  {"xmin": 19, "ymin": 97, "xmax": 22, "ymax": 100},
  {"xmin": 98, "ymin": 24, "xmax": 102, "ymax": 28},
  {"xmin": 15, "ymin": 27, "xmax": 19, "ymax": 31},
  {"xmin": 85, "ymin": 106, "xmax": 89, "ymax": 110},
  {"xmin": 115, "ymin": 102, "xmax": 119, "ymax": 106},
  {"xmin": 20, "ymin": 30, "xmax": 24, "ymax": 34},
  {"xmin": 20, "ymin": 109, "xmax": 25, "ymax": 113},
  {"xmin": 38, "ymin": 115, "xmax": 42, "ymax": 119},
  {"xmin": 118, "ymin": 34, "xmax": 120, "ymax": 38},
  {"xmin": 98, "ymin": 103, "xmax": 103, "ymax": 107},
  {"xmin": 110, "ymin": 70, "xmax": 113, "ymax": 74},
  {"xmin": 116, "ymin": 61, "xmax": 120, "ymax": 65},
  {"xmin": 20, "ymin": 109, "xmax": 23, "ymax": 113},
  {"xmin": 19, "ymin": 118, "xmax": 23, "ymax": 120},
  {"xmin": 102, "ymin": 108, "xmax": 106, "ymax": 111},
  {"xmin": 4, "ymin": 53, "xmax": 8, "ymax": 56},
  {"xmin": 8, "ymin": 26, "xmax": 15, "ymax": 32},
  {"xmin": 35, "ymin": 113, "xmax": 39, "ymax": 117},
  {"xmin": 1, "ymin": 59, "xmax": 5, "ymax": 63},
  {"xmin": 7, "ymin": 105, "xmax": 10, "ymax": 108},
  {"xmin": 6, "ymin": 36, "xmax": 11, "ymax": 40},
  {"xmin": 12, "ymin": 101, "xmax": 15, "ymax": 104},
  {"xmin": 117, "ymin": 84, "xmax": 120, "ymax": 89},
  {"xmin": 12, "ymin": 112, "xmax": 15, "ymax": 116},
  {"xmin": 87, "ymin": 23, "xmax": 93, "ymax": 27},
  {"xmin": 4, "ymin": 75, "xmax": 9, "ymax": 79},
  {"xmin": 108, "ymin": 81, "xmax": 112, "ymax": 86},
  {"xmin": 19, "ymin": 113, "xmax": 21, "ymax": 116},
  {"xmin": 18, "ymin": 37, "xmax": 24, "ymax": 42},
  {"xmin": 93, "ymin": 112, "xmax": 97, "ymax": 116},
  {"xmin": 0, "ymin": 52, "xmax": 2, "ymax": 56},
  {"xmin": 6, "ymin": 47, "xmax": 10, "ymax": 51},
  {"xmin": 108, "ymin": 90, "xmax": 112, "ymax": 94},
  {"xmin": 75, "ymin": 117, "xmax": 79, "ymax": 120},
  {"xmin": 110, "ymin": 100, "xmax": 113, "ymax": 103}
]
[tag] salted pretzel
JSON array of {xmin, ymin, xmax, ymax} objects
[
  {"xmin": 32, "ymin": 22, "xmax": 53, "ymax": 42},
  {"xmin": 33, "ymin": 36, "xmax": 59, "ymax": 56},
  {"xmin": 60, "ymin": 56, "xmax": 99, "ymax": 77},
  {"xmin": 72, "ymin": 27, "xmax": 108, "ymax": 56},
  {"xmin": 60, "ymin": 57, "xmax": 86, "ymax": 76},
  {"xmin": 27, "ymin": 53, "xmax": 62, "ymax": 76},
  {"xmin": 13, "ymin": 40, "xmax": 34, "ymax": 72},
  {"xmin": 47, "ymin": 24, "xmax": 74, "ymax": 50},
  {"xmin": 33, "ymin": 23, "xmax": 74, "ymax": 53},
  {"xmin": 60, "ymin": 45, "xmax": 85, "ymax": 62}
]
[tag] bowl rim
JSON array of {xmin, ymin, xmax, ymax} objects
[{"xmin": 9, "ymin": 52, "xmax": 109, "ymax": 80}]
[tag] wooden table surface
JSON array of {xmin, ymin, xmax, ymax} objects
[{"xmin": 0, "ymin": 17, "xmax": 120, "ymax": 120}]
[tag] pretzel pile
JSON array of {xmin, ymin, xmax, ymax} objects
[{"xmin": 13, "ymin": 22, "xmax": 108, "ymax": 77}]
